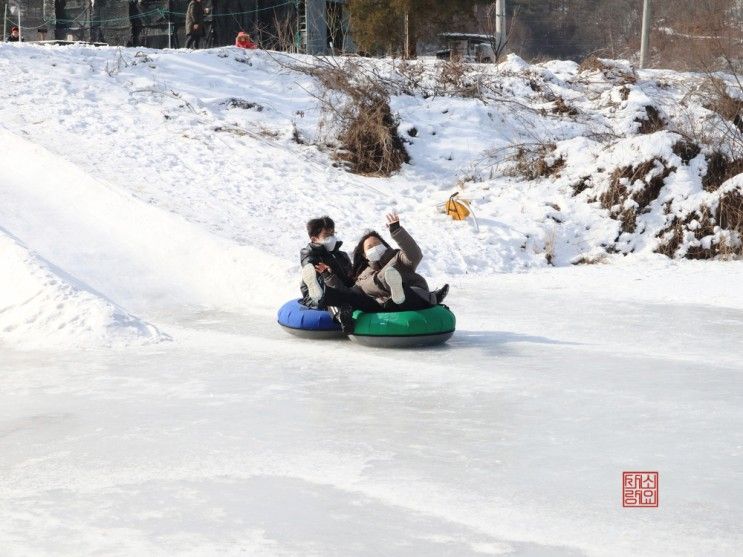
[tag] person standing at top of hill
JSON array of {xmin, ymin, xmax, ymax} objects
[
  {"xmin": 235, "ymin": 31, "xmax": 257, "ymax": 49},
  {"xmin": 185, "ymin": 0, "xmax": 204, "ymax": 49}
]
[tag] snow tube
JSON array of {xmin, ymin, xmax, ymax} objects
[
  {"xmin": 277, "ymin": 299, "xmax": 345, "ymax": 339},
  {"xmin": 348, "ymin": 305, "xmax": 455, "ymax": 348}
]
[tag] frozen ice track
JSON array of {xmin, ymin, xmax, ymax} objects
[{"xmin": 1, "ymin": 279, "xmax": 742, "ymax": 556}]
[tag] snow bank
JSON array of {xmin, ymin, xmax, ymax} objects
[
  {"xmin": 0, "ymin": 229, "xmax": 161, "ymax": 349},
  {"xmin": 0, "ymin": 127, "xmax": 292, "ymax": 318}
]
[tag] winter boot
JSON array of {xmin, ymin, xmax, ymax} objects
[
  {"xmin": 301, "ymin": 264, "xmax": 323, "ymax": 304},
  {"xmin": 434, "ymin": 284, "xmax": 450, "ymax": 304},
  {"xmin": 337, "ymin": 304, "xmax": 355, "ymax": 334},
  {"xmin": 384, "ymin": 266, "xmax": 406, "ymax": 305}
]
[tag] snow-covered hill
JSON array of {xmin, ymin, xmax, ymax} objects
[
  {"xmin": 1, "ymin": 43, "xmax": 741, "ymax": 347},
  {"xmin": 1, "ymin": 43, "xmax": 742, "ymax": 556}
]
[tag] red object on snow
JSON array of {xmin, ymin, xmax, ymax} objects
[{"xmin": 235, "ymin": 32, "xmax": 257, "ymax": 49}]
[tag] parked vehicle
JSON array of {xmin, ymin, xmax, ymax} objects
[{"xmin": 436, "ymin": 33, "xmax": 497, "ymax": 63}]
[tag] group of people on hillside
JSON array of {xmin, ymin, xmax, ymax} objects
[
  {"xmin": 184, "ymin": 0, "xmax": 256, "ymax": 50},
  {"xmin": 4, "ymin": 1, "xmax": 257, "ymax": 51},
  {"xmin": 299, "ymin": 213, "xmax": 449, "ymax": 334}
]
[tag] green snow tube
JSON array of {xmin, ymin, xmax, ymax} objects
[{"xmin": 348, "ymin": 305, "xmax": 456, "ymax": 348}]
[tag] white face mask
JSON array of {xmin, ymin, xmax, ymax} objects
[
  {"xmin": 365, "ymin": 244, "xmax": 387, "ymax": 262},
  {"xmin": 322, "ymin": 235, "xmax": 337, "ymax": 251}
]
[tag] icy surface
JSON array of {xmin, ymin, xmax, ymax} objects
[{"xmin": 2, "ymin": 270, "xmax": 742, "ymax": 556}]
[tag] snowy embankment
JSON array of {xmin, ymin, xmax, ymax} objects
[
  {"xmin": 0, "ymin": 228, "xmax": 161, "ymax": 349},
  {"xmin": 2, "ymin": 44, "xmax": 742, "ymax": 347},
  {"xmin": 1, "ymin": 44, "xmax": 742, "ymax": 349}
]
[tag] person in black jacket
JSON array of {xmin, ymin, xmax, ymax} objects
[
  {"xmin": 300, "ymin": 216, "xmax": 353, "ymax": 306},
  {"xmin": 300, "ymin": 216, "xmax": 386, "ymax": 332}
]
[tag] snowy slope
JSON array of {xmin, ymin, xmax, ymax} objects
[
  {"xmin": 0, "ymin": 124, "xmax": 292, "ymax": 348},
  {"xmin": 0, "ymin": 228, "xmax": 161, "ymax": 349}
]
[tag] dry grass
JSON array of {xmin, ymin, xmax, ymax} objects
[
  {"xmin": 578, "ymin": 56, "xmax": 609, "ymax": 73},
  {"xmin": 578, "ymin": 56, "xmax": 637, "ymax": 84},
  {"xmin": 656, "ymin": 190, "xmax": 743, "ymax": 259},
  {"xmin": 224, "ymin": 98, "xmax": 264, "ymax": 111},
  {"xmin": 700, "ymin": 77, "xmax": 743, "ymax": 133},
  {"xmin": 435, "ymin": 59, "xmax": 481, "ymax": 97},
  {"xmin": 636, "ymin": 105, "xmax": 666, "ymax": 135},
  {"xmin": 507, "ymin": 143, "xmax": 565, "ymax": 181},
  {"xmin": 671, "ymin": 139, "xmax": 702, "ymax": 164},
  {"xmin": 571, "ymin": 253, "xmax": 608, "ymax": 265},
  {"xmin": 543, "ymin": 227, "xmax": 557, "ymax": 265},
  {"xmin": 702, "ymin": 152, "xmax": 743, "ymax": 192},
  {"xmin": 337, "ymin": 94, "xmax": 410, "ymax": 176},
  {"xmin": 571, "ymin": 176, "xmax": 592, "ymax": 196},
  {"xmin": 552, "ymin": 96, "xmax": 579, "ymax": 116},
  {"xmin": 291, "ymin": 58, "xmax": 410, "ymax": 177},
  {"xmin": 601, "ymin": 159, "xmax": 676, "ymax": 233}
]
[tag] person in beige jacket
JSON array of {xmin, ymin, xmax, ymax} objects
[{"xmin": 351, "ymin": 213, "xmax": 449, "ymax": 310}]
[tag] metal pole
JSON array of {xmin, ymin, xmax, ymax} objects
[
  {"xmin": 495, "ymin": 0, "xmax": 506, "ymax": 50},
  {"xmin": 18, "ymin": 0, "xmax": 22, "ymax": 41},
  {"xmin": 4, "ymin": 4, "xmax": 8, "ymax": 42},
  {"xmin": 640, "ymin": 0, "xmax": 652, "ymax": 68}
]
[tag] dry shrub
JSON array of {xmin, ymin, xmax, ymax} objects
[
  {"xmin": 700, "ymin": 77, "xmax": 743, "ymax": 132},
  {"xmin": 579, "ymin": 56, "xmax": 609, "ymax": 73},
  {"xmin": 602, "ymin": 159, "xmax": 676, "ymax": 233},
  {"xmin": 571, "ymin": 176, "xmax": 592, "ymax": 196},
  {"xmin": 636, "ymin": 105, "xmax": 666, "ymax": 134},
  {"xmin": 337, "ymin": 94, "xmax": 410, "ymax": 176},
  {"xmin": 578, "ymin": 56, "xmax": 637, "ymax": 84},
  {"xmin": 672, "ymin": 139, "xmax": 702, "ymax": 164},
  {"xmin": 571, "ymin": 253, "xmax": 608, "ymax": 265},
  {"xmin": 436, "ymin": 60, "xmax": 480, "ymax": 97},
  {"xmin": 508, "ymin": 144, "xmax": 565, "ymax": 180},
  {"xmin": 294, "ymin": 59, "xmax": 409, "ymax": 177},
  {"xmin": 718, "ymin": 189, "xmax": 743, "ymax": 232},
  {"xmin": 552, "ymin": 96, "xmax": 579, "ymax": 116},
  {"xmin": 656, "ymin": 189, "xmax": 743, "ymax": 259},
  {"xmin": 703, "ymin": 152, "xmax": 743, "ymax": 192},
  {"xmin": 394, "ymin": 60, "xmax": 427, "ymax": 95}
]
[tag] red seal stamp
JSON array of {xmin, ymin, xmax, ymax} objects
[{"xmin": 623, "ymin": 471, "xmax": 659, "ymax": 507}]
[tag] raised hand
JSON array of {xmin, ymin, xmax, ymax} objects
[{"xmin": 386, "ymin": 212, "xmax": 400, "ymax": 228}]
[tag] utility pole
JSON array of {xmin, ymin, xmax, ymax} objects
[
  {"xmin": 640, "ymin": 0, "xmax": 652, "ymax": 68},
  {"xmin": 404, "ymin": 8, "xmax": 416, "ymax": 59},
  {"xmin": 495, "ymin": 0, "xmax": 506, "ymax": 51}
]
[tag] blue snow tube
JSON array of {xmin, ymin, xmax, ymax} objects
[{"xmin": 277, "ymin": 299, "xmax": 345, "ymax": 339}]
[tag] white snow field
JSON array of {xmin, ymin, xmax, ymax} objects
[{"xmin": 1, "ymin": 43, "xmax": 743, "ymax": 556}]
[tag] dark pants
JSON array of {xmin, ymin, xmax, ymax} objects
[
  {"xmin": 322, "ymin": 286, "xmax": 433, "ymax": 313},
  {"xmin": 186, "ymin": 34, "xmax": 201, "ymax": 49}
]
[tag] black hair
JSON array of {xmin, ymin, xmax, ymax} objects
[
  {"xmin": 306, "ymin": 216, "xmax": 335, "ymax": 238},
  {"xmin": 351, "ymin": 230, "xmax": 393, "ymax": 280}
]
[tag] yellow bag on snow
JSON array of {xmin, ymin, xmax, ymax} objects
[{"xmin": 445, "ymin": 194, "xmax": 471, "ymax": 221}]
